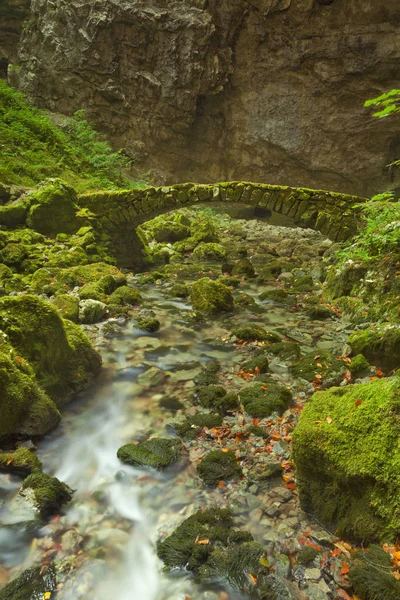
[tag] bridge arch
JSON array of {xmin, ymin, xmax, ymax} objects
[{"xmin": 78, "ymin": 182, "xmax": 364, "ymax": 268}]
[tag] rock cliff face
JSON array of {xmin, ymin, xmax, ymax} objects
[{"xmin": 3, "ymin": 0, "xmax": 400, "ymax": 195}]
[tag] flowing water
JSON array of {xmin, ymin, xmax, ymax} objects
[{"xmin": 0, "ymin": 221, "xmax": 353, "ymax": 599}]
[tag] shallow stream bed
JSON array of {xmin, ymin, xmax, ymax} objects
[{"xmin": 0, "ymin": 220, "xmax": 355, "ymax": 600}]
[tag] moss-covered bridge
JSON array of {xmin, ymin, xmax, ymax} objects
[{"xmin": 79, "ymin": 181, "xmax": 363, "ymax": 268}]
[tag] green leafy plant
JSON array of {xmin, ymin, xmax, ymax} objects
[
  {"xmin": 365, "ymin": 90, "xmax": 400, "ymax": 119},
  {"xmin": 0, "ymin": 80, "xmax": 149, "ymax": 191},
  {"xmin": 335, "ymin": 192, "xmax": 400, "ymax": 263}
]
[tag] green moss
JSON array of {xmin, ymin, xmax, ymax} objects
[
  {"xmin": 109, "ymin": 285, "xmax": 142, "ymax": 306},
  {"xmin": 305, "ymin": 303, "xmax": 335, "ymax": 320},
  {"xmin": 195, "ymin": 385, "xmax": 227, "ymax": 408},
  {"xmin": 0, "ymin": 202, "xmax": 28, "ymax": 228},
  {"xmin": 326, "ymin": 264, "xmax": 368, "ymax": 299},
  {"xmin": 136, "ymin": 318, "xmax": 160, "ymax": 332},
  {"xmin": 169, "ymin": 283, "xmax": 189, "ymax": 298},
  {"xmin": 174, "ymin": 413, "xmax": 223, "ymax": 440},
  {"xmin": 297, "ymin": 546, "xmax": 319, "ymax": 566},
  {"xmin": 194, "ymin": 362, "xmax": 220, "ymax": 386},
  {"xmin": 193, "ymin": 242, "xmax": 227, "ymax": 260},
  {"xmin": 0, "ymin": 564, "xmax": 57, "ymax": 600},
  {"xmin": 235, "ymin": 293, "xmax": 256, "ymax": 306},
  {"xmin": 191, "ymin": 278, "xmax": 234, "ymax": 315},
  {"xmin": 348, "ymin": 325, "xmax": 400, "ymax": 372},
  {"xmin": 239, "ymin": 383, "xmax": 292, "ymax": 418},
  {"xmin": 51, "ymin": 294, "xmax": 79, "ymax": 322},
  {"xmin": 259, "ymin": 288, "xmax": 291, "ymax": 303},
  {"xmin": 117, "ymin": 438, "xmax": 182, "ymax": 470},
  {"xmin": 290, "ymin": 349, "xmax": 347, "ymax": 386},
  {"xmin": 292, "ymin": 378, "xmax": 400, "ymax": 542},
  {"xmin": 291, "ymin": 274, "xmax": 314, "ymax": 292},
  {"xmin": 21, "ymin": 472, "xmax": 73, "ymax": 516},
  {"xmin": 157, "ymin": 507, "xmax": 250, "ymax": 571},
  {"xmin": 268, "ymin": 341, "xmax": 301, "ymax": 362},
  {"xmin": 0, "ymin": 295, "xmax": 101, "ymax": 406},
  {"xmin": 198, "ymin": 541, "xmax": 269, "ymax": 594},
  {"xmin": 244, "ymin": 425, "xmax": 269, "ymax": 439},
  {"xmin": 231, "ymin": 258, "xmax": 255, "ymax": 278},
  {"xmin": 79, "ymin": 299, "xmax": 107, "ymax": 324},
  {"xmin": 241, "ymin": 353, "xmax": 269, "ymax": 374},
  {"xmin": 0, "ymin": 448, "xmax": 42, "ymax": 476},
  {"xmin": 349, "ymin": 354, "xmax": 371, "ymax": 377},
  {"xmin": 159, "ymin": 396, "xmax": 184, "ymax": 412},
  {"xmin": 190, "ymin": 218, "xmax": 218, "ymax": 244},
  {"xmin": 78, "ymin": 282, "xmax": 107, "ymax": 302},
  {"xmin": 0, "ymin": 336, "xmax": 61, "ymax": 440},
  {"xmin": 219, "ymin": 275, "xmax": 241, "ymax": 288},
  {"xmin": 29, "ymin": 262, "xmax": 125, "ymax": 296},
  {"xmin": 349, "ymin": 546, "xmax": 400, "ymax": 600},
  {"xmin": 215, "ymin": 392, "xmax": 239, "ymax": 414},
  {"xmin": 46, "ymin": 246, "xmax": 89, "ymax": 268},
  {"xmin": 197, "ymin": 449, "xmax": 242, "ymax": 486},
  {"xmin": 26, "ymin": 179, "xmax": 80, "ymax": 236},
  {"xmin": 232, "ymin": 325, "xmax": 281, "ymax": 343}
]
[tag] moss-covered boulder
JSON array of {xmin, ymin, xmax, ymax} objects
[
  {"xmin": 136, "ymin": 317, "xmax": 160, "ymax": 332},
  {"xmin": 0, "ymin": 564, "xmax": 57, "ymax": 600},
  {"xmin": 190, "ymin": 218, "xmax": 218, "ymax": 243},
  {"xmin": 29, "ymin": 263, "xmax": 125, "ymax": 296},
  {"xmin": 349, "ymin": 353, "xmax": 371, "ymax": 378},
  {"xmin": 117, "ymin": 438, "xmax": 182, "ymax": 470},
  {"xmin": 194, "ymin": 385, "xmax": 227, "ymax": 408},
  {"xmin": 193, "ymin": 242, "xmax": 227, "ymax": 260},
  {"xmin": 292, "ymin": 378, "xmax": 400, "ymax": 542},
  {"xmin": 215, "ymin": 391, "xmax": 239, "ymax": 414},
  {"xmin": 191, "ymin": 278, "xmax": 234, "ymax": 315},
  {"xmin": 231, "ymin": 325, "xmax": 281, "ymax": 343},
  {"xmin": 349, "ymin": 545, "xmax": 400, "ymax": 600},
  {"xmin": 305, "ymin": 303, "xmax": 335, "ymax": 320},
  {"xmin": 259, "ymin": 288, "xmax": 293, "ymax": 303},
  {"xmin": 231, "ymin": 258, "xmax": 255, "ymax": 278},
  {"xmin": 193, "ymin": 362, "xmax": 220, "ymax": 386},
  {"xmin": 241, "ymin": 353, "xmax": 269, "ymax": 374},
  {"xmin": 290, "ymin": 349, "xmax": 347, "ymax": 387},
  {"xmin": 169, "ymin": 283, "xmax": 189, "ymax": 298},
  {"xmin": 109, "ymin": 285, "xmax": 142, "ymax": 306},
  {"xmin": 26, "ymin": 179, "xmax": 80, "ymax": 236},
  {"xmin": 198, "ymin": 541, "xmax": 270, "ymax": 596},
  {"xmin": 0, "ymin": 202, "xmax": 28, "ymax": 228},
  {"xmin": 20, "ymin": 472, "xmax": 73, "ymax": 516},
  {"xmin": 348, "ymin": 325, "xmax": 400, "ymax": 372},
  {"xmin": 173, "ymin": 413, "xmax": 223, "ymax": 440},
  {"xmin": 0, "ymin": 336, "xmax": 61, "ymax": 440},
  {"xmin": 79, "ymin": 299, "xmax": 108, "ymax": 324},
  {"xmin": 153, "ymin": 222, "xmax": 190, "ymax": 243},
  {"xmin": 239, "ymin": 382, "xmax": 292, "ymax": 418},
  {"xmin": 157, "ymin": 508, "xmax": 253, "ymax": 574},
  {"xmin": 0, "ymin": 448, "xmax": 42, "ymax": 476},
  {"xmin": 197, "ymin": 449, "xmax": 242, "ymax": 486},
  {"xmin": 0, "ymin": 295, "xmax": 102, "ymax": 407},
  {"xmin": 268, "ymin": 341, "xmax": 301, "ymax": 362}
]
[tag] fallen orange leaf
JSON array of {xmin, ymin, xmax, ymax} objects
[
  {"xmin": 316, "ymin": 363, "xmax": 323, "ymax": 368},
  {"xmin": 326, "ymin": 416, "xmax": 333, "ymax": 424},
  {"xmin": 221, "ymin": 448, "xmax": 229, "ymax": 453},
  {"xmin": 248, "ymin": 573, "xmax": 257, "ymax": 585},
  {"xmin": 341, "ymin": 561, "xmax": 350, "ymax": 575},
  {"xmin": 217, "ymin": 481, "xmax": 226, "ymax": 488},
  {"xmin": 195, "ymin": 537, "xmax": 209, "ymax": 545},
  {"xmin": 355, "ymin": 399, "xmax": 362, "ymax": 407}
]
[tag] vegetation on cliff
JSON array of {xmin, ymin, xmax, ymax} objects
[{"xmin": 0, "ymin": 80, "xmax": 146, "ymax": 191}]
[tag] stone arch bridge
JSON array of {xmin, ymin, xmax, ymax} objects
[{"xmin": 78, "ymin": 181, "xmax": 364, "ymax": 268}]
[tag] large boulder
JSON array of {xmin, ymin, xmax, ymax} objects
[
  {"xmin": 26, "ymin": 179, "xmax": 80, "ymax": 236},
  {"xmin": 190, "ymin": 278, "xmax": 233, "ymax": 314},
  {"xmin": 292, "ymin": 378, "xmax": 400, "ymax": 542},
  {"xmin": 0, "ymin": 295, "xmax": 102, "ymax": 428},
  {"xmin": 0, "ymin": 336, "xmax": 60, "ymax": 440},
  {"xmin": 348, "ymin": 324, "xmax": 400, "ymax": 373}
]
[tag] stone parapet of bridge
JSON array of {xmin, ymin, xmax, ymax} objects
[{"xmin": 78, "ymin": 181, "xmax": 364, "ymax": 268}]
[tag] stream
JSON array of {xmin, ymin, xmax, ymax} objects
[{"xmin": 0, "ymin": 219, "xmax": 353, "ymax": 599}]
